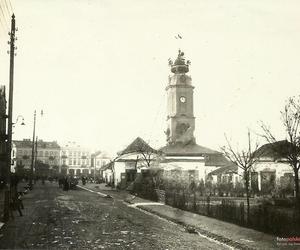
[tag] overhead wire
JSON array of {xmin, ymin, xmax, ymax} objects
[
  {"xmin": 0, "ymin": 13, "xmax": 6, "ymax": 33},
  {"xmin": 7, "ymin": 0, "xmax": 13, "ymax": 14},
  {"xmin": 3, "ymin": 0, "xmax": 11, "ymax": 17},
  {"xmin": 0, "ymin": 3, "xmax": 9, "ymax": 39},
  {"xmin": 0, "ymin": 3, "xmax": 8, "ymax": 30},
  {"xmin": 148, "ymin": 91, "xmax": 167, "ymax": 147}
]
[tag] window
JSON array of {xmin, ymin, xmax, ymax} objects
[
  {"xmin": 45, "ymin": 151, "xmax": 49, "ymax": 156},
  {"xmin": 50, "ymin": 151, "xmax": 53, "ymax": 155}
]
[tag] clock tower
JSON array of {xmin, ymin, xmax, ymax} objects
[{"xmin": 165, "ymin": 50, "xmax": 196, "ymax": 145}]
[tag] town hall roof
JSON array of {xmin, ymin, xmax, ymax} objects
[
  {"xmin": 160, "ymin": 142, "xmax": 219, "ymax": 157},
  {"xmin": 160, "ymin": 142, "xmax": 231, "ymax": 166}
]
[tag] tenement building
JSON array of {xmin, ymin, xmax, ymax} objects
[
  {"xmin": 14, "ymin": 139, "xmax": 61, "ymax": 172},
  {"xmin": 60, "ymin": 141, "xmax": 92, "ymax": 176}
]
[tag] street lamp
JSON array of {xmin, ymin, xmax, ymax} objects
[
  {"xmin": 12, "ymin": 115, "xmax": 25, "ymax": 128},
  {"xmin": 11, "ymin": 115, "xmax": 25, "ymax": 170},
  {"xmin": 29, "ymin": 110, "xmax": 43, "ymax": 190},
  {"xmin": 11, "ymin": 116, "xmax": 25, "ymax": 175}
]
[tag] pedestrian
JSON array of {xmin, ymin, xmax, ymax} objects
[
  {"xmin": 63, "ymin": 176, "xmax": 69, "ymax": 191},
  {"xmin": 58, "ymin": 177, "xmax": 63, "ymax": 188},
  {"xmin": 82, "ymin": 176, "xmax": 86, "ymax": 185}
]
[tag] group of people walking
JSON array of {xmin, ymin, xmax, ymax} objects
[{"xmin": 58, "ymin": 176, "xmax": 77, "ymax": 191}]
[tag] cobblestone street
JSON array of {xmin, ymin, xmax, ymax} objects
[{"xmin": 0, "ymin": 182, "xmax": 227, "ymax": 249}]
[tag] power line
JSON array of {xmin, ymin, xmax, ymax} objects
[
  {"xmin": 3, "ymin": 0, "xmax": 11, "ymax": 17},
  {"xmin": 7, "ymin": 0, "xmax": 13, "ymax": 14},
  {"xmin": 0, "ymin": 15, "xmax": 6, "ymax": 35},
  {"xmin": 0, "ymin": 4, "xmax": 9, "ymax": 30},
  {"xmin": 148, "ymin": 91, "xmax": 167, "ymax": 146}
]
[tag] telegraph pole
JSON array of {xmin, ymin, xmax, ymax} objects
[
  {"xmin": 3, "ymin": 14, "xmax": 16, "ymax": 222},
  {"xmin": 94, "ymin": 158, "xmax": 96, "ymax": 181},
  {"xmin": 35, "ymin": 136, "xmax": 38, "ymax": 169},
  {"xmin": 6, "ymin": 14, "xmax": 16, "ymax": 186},
  {"xmin": 29, "ymin": 110, "xmax": 36, "ymax": 190}
]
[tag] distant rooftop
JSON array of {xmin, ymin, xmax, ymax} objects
[
  {"xmin": 13, "ymin": 139, "xmax": 60, "ymax": 149},
  {"xmin": 254, "ymin": 140, "xmax": 296, "ymax": 160}
]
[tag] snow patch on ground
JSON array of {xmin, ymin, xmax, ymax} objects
[{"xmin": 128, "ymin": 202, "xmax": 164, "ymax": 207}]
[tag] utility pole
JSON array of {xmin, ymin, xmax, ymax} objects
[
  {"xmin": 3, "ymin": 14, "xmax": 16, "ymax": 222},
  {"xmin": 6, "ymin": 14, "xmax": 16, "ymax": 186},
  {"xmin": 94, "ymin": 157, "xmax": 96, "ymax": 181},
  {"xmin": 29, "ymin": 110, "xmax": 36, "ymax": 190},
  {"xmin": 35, "ymin": 136, "xmax": 38, "ymax": 174}
]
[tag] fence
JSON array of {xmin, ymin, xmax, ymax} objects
[{"xmin": 163, "ymin": 189, "xmax": 300, "ymax": 236}]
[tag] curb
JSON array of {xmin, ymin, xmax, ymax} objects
[
  {"xmin": 77, "ymin": 185, "xmax": 112, "ymax": 198},
  {"xmin": 77, "ymin": 186, "xmax": 258, "ymax": 250},
  {"xmin": 137, "ymin": 205, "xmax": 255, "ymax": 250}
]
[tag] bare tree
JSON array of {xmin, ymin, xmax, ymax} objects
[
  {"xmin": 221, "ymin": 131, "xmax": 260, "ymax": 224},
  {"xmin": 261, "ymin": 96, "xmax": 300, "ymax": 205},
  {"xmin": 134, "ymin": 140, "xmax": 164, "ymax": 189},
  {"xmin": 130, "ymin": 137, "xmax": 158, "ymax": 169}
]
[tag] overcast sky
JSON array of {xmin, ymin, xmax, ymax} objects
[{"xmin": 0, "ymin": 0, "xmax": 300, "ymax": 155}]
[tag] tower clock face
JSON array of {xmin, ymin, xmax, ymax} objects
[{"xmin": 180, "ymin": 96, "xmax": 186, "ymax": 103}]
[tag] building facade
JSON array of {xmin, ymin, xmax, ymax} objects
[
  {"xmin": 91, "ymin": 151, "xmax": 111, "ymax": 176},
  {"xmin": 60, "ymin": 141, "xmax": 92, "ymax": 176},
  {"xmin": 14, "ymin": 139, "xmax": 61, "ymax": 173},
  {"xmin": 247, "ymin": 141, "xmax": 295, "ymax": 195}
]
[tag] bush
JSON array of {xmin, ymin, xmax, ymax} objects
[
  {"xmin": 132, "ymin": 175, "xmax": 158, "ymax": 201},
  {"xmin": 273, "ymin": 197, "xmax": 295, "ymax": 207}
]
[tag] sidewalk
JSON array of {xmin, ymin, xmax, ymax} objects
[{"xmin": 80, "ymin": 183, "xmax": 294, "ymax": 250}]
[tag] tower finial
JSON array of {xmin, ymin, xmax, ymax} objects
[{"xmin": 169, "ymin": 49, "xmax": 190, "ymax": 74}]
